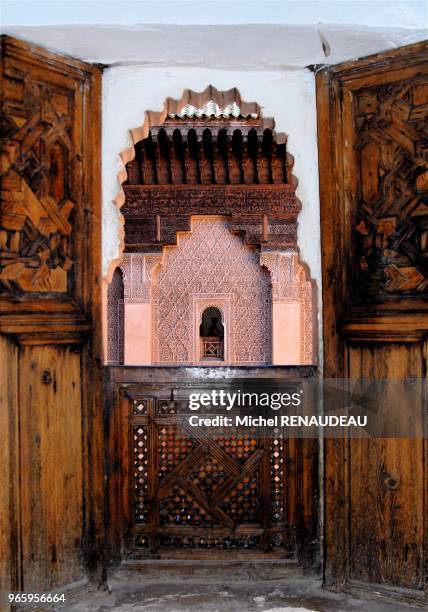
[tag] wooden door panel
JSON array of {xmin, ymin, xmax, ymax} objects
[
  {"xmin": 19, "ymin": 345, "xmax": 84, "ymax": 590},
  {"xmin": 0, "ymin": 336, "xmax": 18, "ymax": 598},
  {"xmin": 317, "ymin": 41, "xmax": 427, "ymax": 603},
  {"xmin": 347, "ymin": 343, "xmax": 425, "ymax": 589},
  {"xmin": 0, "ymin": 36, "xmax": 102, "ymax": 598}
]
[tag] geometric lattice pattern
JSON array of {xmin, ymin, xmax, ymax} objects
[
  {"xmin": 160, "ymin": 485, "xmax": 215, "ymax": 526},
  {"xmin": 221, "ymin": 473, "xmax": 259, "ymax": 523},
  {"xmin": 129, "ymin": 392, "xmax": 291, "ymax": 552},
  {"xmin": 158, "ymin": 534, "xmax": 261, "ymax": 550},
  {"xmin": 158, "ymin": 426, "xmax": 195, "ymax": 480},
  {"xmin": 133, "ymin": 425, "xmax": 148, "ymax": 524},
  {"xmin": 271, "ymin": 437, "xmax": 284, "ymax": 523},
  {"xmin": 190, "ymin": 456, "xmax": 227, "ymax": 497},
  {"xmin": 216, "ymin": 430, "xmax": 258, "ymax": 463}
]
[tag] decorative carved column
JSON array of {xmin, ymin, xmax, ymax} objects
[
  {"xmin": 120, "ymin": 253, "xmax": 162, "ymax": 365},
  {"xmin": 260, "ymin": 251, "xmax": 314, "ymax": 365}
]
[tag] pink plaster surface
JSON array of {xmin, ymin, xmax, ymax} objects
[
  {"xmin": 153, "ymin": 217, "xmax": 272, "ymax": 365},
  {"xmin": 272, "ymin": 302, "xmax": 301, "ymax": 365},
  {"xmin": 124, "ymin": 302, "xmax": 152, "ymax": 365}
]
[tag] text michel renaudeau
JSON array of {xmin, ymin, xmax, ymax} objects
[{"xmin": 187, "ymin": 390, "xmax": 367, "ymax": 428}]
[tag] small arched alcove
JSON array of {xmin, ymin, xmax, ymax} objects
[{"xmin": 199, "ymin": 306, "xmax": 224, "ymax": 361}]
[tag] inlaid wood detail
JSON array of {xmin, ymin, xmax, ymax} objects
[
  {"xmin": 128, "ymin": 394, "xmax": 281, "ymax": 552},
  {"xmin": 106, "ymin": 367, "xmax": 318, "ymax": 560}
]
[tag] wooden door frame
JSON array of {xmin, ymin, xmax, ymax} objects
[{"xmin": 316, "ymin": 41, "xmax": 428, "ymax": 605}]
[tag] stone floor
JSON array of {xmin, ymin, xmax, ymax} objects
[{"xmin": 64, "ymin": 561, "xmax": 418, "ymax": 612}]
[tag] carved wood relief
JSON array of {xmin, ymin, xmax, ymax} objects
[
  {"xmin": 125, "ymin": 128, "xmax": 289, "ymax": 187},
  {"xmin": 1, "ymin": 63, "xmax": 77, "ymax": 296},
  {"xmin": 317, "ymin": 41, "xmax": 428, "ymax": 600},
  {"xmin": 355, "ymin": 79, "xmax": 428, "ymax": 299},
  {"xmin": 121, "ymin": 87, "xmax": 299, "ymax": 255},
  {"xmin": 123, "ymin": 185, "xmax": 299, "ymax": 252},
  {"xmin": 0, "ymin": 36, "xmax": 103, "ymax": 599},
  {"xmin": 0, "ymin": 37, "xmax": 100, "ymax": 339}
]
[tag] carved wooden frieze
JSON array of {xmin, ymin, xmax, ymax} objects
[
  {"xmin": 355, "ymin": 78, "xmax": 428, "ymax": 299},
  {"xmin": 123, "ymin": 185, "xmax": 300, "ymax": 251},
  {"xmin": 123, "ymin": 185, "xmax": 299, "ymax": 215},
  {"xmin": 121, "ymin": 90, "xmax": 300, "ymax": 253}
]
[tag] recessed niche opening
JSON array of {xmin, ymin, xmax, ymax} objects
[{"xmin": 199, "ymin": 306, "xmax": 224, "ymax": 362}]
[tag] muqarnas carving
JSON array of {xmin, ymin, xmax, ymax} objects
[{"xmin": 120, "ymin": 86, "xmax": 299, "ymax": 254}]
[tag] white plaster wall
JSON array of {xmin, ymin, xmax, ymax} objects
[
  {"xmin": 102, "ymin": 66, "xmax": 322, "ymax": 360},
  {"xmin": 3, "ymin": 1, "xmax": 426, "ymax": 29}
]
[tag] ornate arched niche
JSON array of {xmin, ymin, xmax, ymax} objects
[{"xmin": 108, "ymin": 87, "xmax": 316, "ymax": 366}]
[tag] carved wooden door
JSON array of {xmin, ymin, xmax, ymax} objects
[
  {"xmin": 317, "ymin": 41, "xmax": 427, "ymax": 604},
  {"xmin": 0, "ymin": 36, "xmax": 103, "ymax": 597}
]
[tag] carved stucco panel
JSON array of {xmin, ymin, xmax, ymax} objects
[
  {"xmin": 121, "ymin": 253, "xmax": 163, "ymax": 303},
  {"xmin": 152, "ymin": 217, "xmax": 272, "ymax": 365}
]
